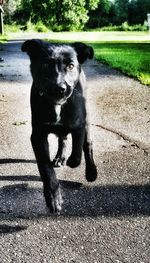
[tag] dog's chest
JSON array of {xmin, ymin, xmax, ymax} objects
[
  {"xmin": 48, "ymin": 104, "xmax": 66, "ymax": 125},
  {"xmin": 43, "ymin": 94, "xmax": 86, "ymax": 133},
  {"xmin": 47, "ymin": 103, "xmax": 81, "ymax": 128},
  {"xmin": 54, "ymin": 105, "xmax": 61, "ymax": 123}
]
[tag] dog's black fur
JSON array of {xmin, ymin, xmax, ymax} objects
[{"xmin": 22, "ymin": 39, "xmax": 97, "ymax": 212}]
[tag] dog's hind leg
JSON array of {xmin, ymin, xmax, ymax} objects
[
  {"xmin": 53, "ymin": 137, "xmax": 67, "ymax": 167},
  {"xmin": 83, "ymin": 127, "xmax": 97, "ymax": 182},
  {"xmin": 31, "ymin": 131, "xmax": 63, "ymax": 213}
]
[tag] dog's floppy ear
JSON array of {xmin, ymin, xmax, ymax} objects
[
  {"xmin": 71, "ymin": 42, "xmax": 94, "ymax": 64},
  {"xmin": 21, "ymin": 39, "xmax": 43, "ymax": 59}
]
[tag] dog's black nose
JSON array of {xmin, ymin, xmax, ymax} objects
[{"xmin": 57, "ymin": 84, "xmax": 66, "ymax": 94}]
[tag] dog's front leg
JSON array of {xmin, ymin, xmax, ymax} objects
[
  {"xmin": 53, "ymin": 137, "xmax": 67, "ymax": 167},
  {"xmin": 83, "ymin": 127, "xmax": 97, "ymax": 182},
  {"xmin": 67, "ymin": 128, "xmax": 85, "ymax": 168},
  {"xmin": 31, "ymin": 131, "xmax": 62, "ymax": 213}
]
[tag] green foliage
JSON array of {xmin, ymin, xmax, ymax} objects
[
  {"xmin": 87, "ymin": 0, "xmax": 113, "ymax": 28},
  {"xmin": 87, "ymin": 0, "xmax": 150, "ymax": 30},
  {"xmin": 113, "ymin": 0, "xmax": 150, "ymax": 25},
  {"xmin": 85, "ymin": 0, "xmax": 100, "ymax": 10},
  {"xmin": 92, "ymin": 42, "xmax": 150, "ymax": 85},
  {"xmin": 51, "ymin": 0, "xmax": 89, "ymax": 31},
  {"xmin": 3, "ymin": 0, "xmax": 20, "ymax": 23},
  {"xmin": 113, "ymin": 0, "xmax": 129, "ymax": 25},
  {"xmin": 128, "ymin": 0, "xmax": 150, "ymax": 25},
  {"xmin": 12, "ymin": 0, "xmax": 99, "ymax": 31},
  {"xmin": 24, "ymin": 19, "xmax": 34, "ymax": 31},
  {"xmin": 4, "ymin": 23, "xmax": 21, "ymax": 32},
  {"xmin": 3, "ymin": 0, "xmax": 150, "ymax": 31},
  {"xmin": 34, "ymin": 21, "xmax": 49, "ymax": 32}
]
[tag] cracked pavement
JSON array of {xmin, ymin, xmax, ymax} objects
[{"xmin": 0, "ymin": 36, "xmax": 150, "ymax": 263}]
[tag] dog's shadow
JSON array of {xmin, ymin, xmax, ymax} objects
[{"xmin": 0, "ymin": 175, "xmax": 149, "ymax": 220}]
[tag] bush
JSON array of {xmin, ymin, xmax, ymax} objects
[
  {"xmin": 25, "ymin": 20, "xmax": 35, "ymax": 31},
  {"xmin": 4, "ymin": 23, "xmax": 21, "ymax": 33},
  {"xmin": 4, "ymin": 20, "xmax": 49, "ymax": 33},
  {"xmin": 34, "ymin": 21, "xmax": 49, "ymax": 32}
]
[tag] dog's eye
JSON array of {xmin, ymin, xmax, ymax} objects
[{"xmin": 66, "ymin": 64, "xmax": 74, "ymax": 71}]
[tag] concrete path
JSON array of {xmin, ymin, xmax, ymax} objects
[{"xmin": 0, "ymin": 38, "xmax": 150, "ymax": 263}]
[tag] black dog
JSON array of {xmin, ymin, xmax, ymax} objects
[{"xmin": 22, "ymin": 39, "xmax": 97, "ymax": 212}]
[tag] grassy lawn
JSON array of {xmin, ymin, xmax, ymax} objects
[
  {"xmin": 45, "ymin": 31, "xmax": 150, "ymax": 43},
  {"xmin": 91, "ymin": 42, "xmax": 150, "ymax": 85}
]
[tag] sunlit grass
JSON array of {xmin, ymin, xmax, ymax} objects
[
  {"xmin": 91, "ymin": 42, "xmax": 150, "ymax": 85},
  {"xmin": 48, "ymin": 31, "xmax": 150, "ymax": 43}
]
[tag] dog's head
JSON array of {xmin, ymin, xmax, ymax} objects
[{"xmin": 22, "ymin": 39, "xmax": 94, "ymax": 105}]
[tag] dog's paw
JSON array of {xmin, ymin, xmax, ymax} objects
[
  {"xmin": 44, "ymin": 186, "xmax": 63, "ymax": 213},
  {"xmin": 66, "ymin": 155, "xmax": 81, "ymax": 168},
  {"xmin": 85, "ymin": 163, "xmax": 97, "ymax": 182},
  {"xmin": 52, "ymin": 156, "xmax": 65, "ymax": 167}
]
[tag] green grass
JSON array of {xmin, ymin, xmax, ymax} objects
[
  {"xmin": 91, "ymin": 42, "xmax": 150, "ymax": 85},
  {"xmin": 6, "ymin": 30, "xmax": 150, "ymax": 43},
  {"xmin": 0, "ymin": 34, "xmax": 7, "ymax": 43}
]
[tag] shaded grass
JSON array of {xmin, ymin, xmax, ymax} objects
[
  {"xmin": 0, "ymin": 35, "xmax": 7, "ymax": 44},
  {"xmin": 91, "ymin": 42, "xmax": 150, "ymax": 85}
]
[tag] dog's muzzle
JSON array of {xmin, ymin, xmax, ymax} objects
[
  {"xmin": 38, "ymin": 80, "xmax": 73, "ymax": 105},
  {"xmin": 54, "ymin": 83, "xmax": 73, "ymax": 103},
  {"xmin": 56, "ymin": 83, "xmax": 67, "ymax": 96}
]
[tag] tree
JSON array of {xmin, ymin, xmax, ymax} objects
[
  {"xmin": 3, "ymin": 0, "xmax": 20, "ymax": 23},
  {"xmin": 128, "ymin": 0, "xmax": 150, "ymax": 25},
  {"xmin": 16, "ymin": 0, "xmax": 99, "ymax": 31},
  {"xmin": 113, "ymin": 0, "xmax": 129, "ymax": 25},
  {"xmin": 87, "ymin": 0, "xmax": 113, "ymax": 28},
  {"xmin": 48, "ymin": 0, "xmax": 90, "ymax": 31}
]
